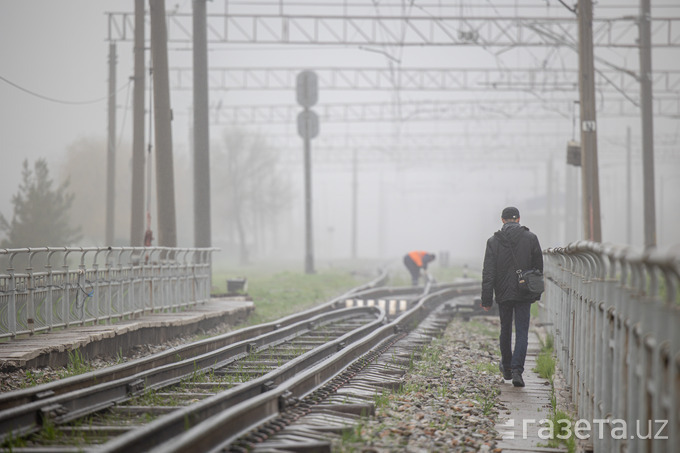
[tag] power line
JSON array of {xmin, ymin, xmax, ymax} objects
[{"xmin": 0, "ymin": 74, "xmax": 130, "ymax": 106}]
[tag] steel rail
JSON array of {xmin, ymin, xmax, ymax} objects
[
  {"xmin": 0, "ymin": 303, "xmax": 390, "ymax": 443},
  {"xmin": 127, "ymin": 282, "xmax": 480, "ymax": 453},
  {"xmin": 0, "ymin": 268, "xmax": 392, "ymax": 412}
]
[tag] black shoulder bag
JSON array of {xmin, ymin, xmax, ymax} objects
[{"xmin": 508, "ymin": 245, "xmax": 544, "ymax": 298}]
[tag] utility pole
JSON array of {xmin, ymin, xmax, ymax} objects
[
  {"xmin": 351, "ymin": 148, "xmax": 358, "ymax": 260},
  {"xmin": 130, "ymin": 0, "xmax": 145, "ymax": 246},
  {"xmin": 296, "ymin": 70, "xmax": 319, "ymax": 274},
  {"xmin": 577, "ymin": 0, "xmax": 602, "ymax": 242},
  {"xmin": 193, "ymin": 0, "xmax": 211, "ymax": 248},
  {"xmin": 546, "ymin": 155, "xmax": 553, "ymax": 246},
  {"xmin": 626, "ymin": 126, "xmax": 632, "ymax": 245},
  {"xmin": 639, "ymin": 0, "xmax": 657, "ymax": 248},
  {"xmin": 149, "ymin": 0, "xmax": 178, "ymax": 247},
  {"xmin": 106, "ymin": 42, "xmax": 117, "ymax": 246}
]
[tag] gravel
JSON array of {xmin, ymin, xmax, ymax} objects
[{"xmin": 332, "ymin": 315, "xmax": 504, "ymax": 452}]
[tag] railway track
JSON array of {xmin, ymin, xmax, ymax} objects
[{"xmin": 0, "ymin": 275, "xmax": 480, "ymax": 452}]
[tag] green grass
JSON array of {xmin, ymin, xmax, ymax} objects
[
  {"xmin": 213, "ymin": 266, "xmax": 366, "ymax": 326},
  {"xmin": 535, "ymin": 350, "xmax": 555, "ymax": 382},
  {"xmin": 534, "ymin": 333, "xmax": 555, "ymax": 382},
  {"xmin": 471, "ymin": 361, "xmax": 498, "ymax": 375},
  {"xmin": 533, "ymin": 332, "xmax": 575, "ymax": 453},
  {"xmin": 374, "ymin": 389, "xmax": 391, "ymax": 409},
  {"xmin": 465, "ymin": 319, "xmax": 498, "ymax": 338},
  {"xmin": 531, "ymin": 302, "xmax": 539, "ymax": 318},
  {"xmin": 475, "ymin": 385, "xmax": 500, "ymax": 415},
  {"xmin": 58, "ymin": 349, "xmax": 93, "ymax": 379},
  {"xmin": 390, "ymin": 264, "xmax": 468, "ymax": 287},
  {"xmin": 543, "ymin": 409, "xmax": 577, "ymax": 453}
]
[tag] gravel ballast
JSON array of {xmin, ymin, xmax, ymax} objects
[{"xmin": 331, "ymin": 315, "xmax": 505, "ymax": 452}]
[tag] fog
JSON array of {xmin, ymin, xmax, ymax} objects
[{"xmin": 1, "ymin": 1, "xmax": 679, "ymax": 270}]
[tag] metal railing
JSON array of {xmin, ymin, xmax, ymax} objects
[
  {"xmin": 0, "ymin": 247, "xmax": 217, "ymax": 339},
  {"xmin": 542, "ymin": 241, "xmax": 680, "ymax": 453}
]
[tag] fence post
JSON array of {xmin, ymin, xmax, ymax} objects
[
  {"xmin": 45, "ymin": 257, "xmax": 53, "ymax": 331},
  {"xmin": 7, "ymin": 265, "xmax": 16, "ymax": 337}
]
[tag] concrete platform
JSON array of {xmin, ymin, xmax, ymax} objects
[
  {"xmin": 495, "ymin": 330, "xmax": 568, "ymax": 453},
  {"xmin": 0, "ymin": 297, "xmax": 254, "ymax": 370}
]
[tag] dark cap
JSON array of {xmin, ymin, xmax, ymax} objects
[{"xmin": 501, "ymin": 206, "xmax": 520, "ymax": 220}]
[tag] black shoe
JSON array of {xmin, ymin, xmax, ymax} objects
[
  {"xmin": 499, "ymin": 362, "xmax": 512, "ymax": 380},
  {"xmin": 512, "ymin": 370, "xmax": 525, "ymax": 387}
]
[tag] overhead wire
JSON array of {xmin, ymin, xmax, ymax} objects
[{"xmin": 0, "ymin": 74, "xmax": 131, "ymax": 106}]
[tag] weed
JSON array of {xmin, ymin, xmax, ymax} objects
[
  {"xmin": 33, "ymin": 418, "xmax": 62, "ymax": 443},
  {"xmin": 59, "ymin": 349, "xmax": 93, "ymax": 378},
  {"xmin": 1, "ymin": 429, "xmax": 27, "ymax": 450},
  {"xmin": 374, "ymin": 390, "xmax": 391, "ymax": 408},
  {"xmin": 340, "ymin": 419, "xmax": 365, "ymax": 445},
  {"xmin": 471, "ymin": 361, "xmax": 498, "ymax": 375},
  {"xmin": 22, "ymin": 370, "xmax": 39, "ymax": 388},
  {"xmin": 542, "ymin": 409, "xmax": 576, "ymax": 453},
  {"xmin": 129, "ymin": 389, "xmax": 169, "ymax": 407},
  {"xmin": 534, "ymin": 332, "xmax": 575, "ymax": 453},
  {"xmin": 475, "ymin": 386, "xmax": 499, "ymax": 415},
  {"xmin": 534, "ymin": 349, "xmax": 555, "ymax": 382}
]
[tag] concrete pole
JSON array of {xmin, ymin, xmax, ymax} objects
[
  {"xmin": 639, "ymin": 0, "xmax": 657, "ymax": 248},
  {"xmin": 130, "ymin": 0, "xmax": 146, "ymax": 246},
  {"xmin": 626, "ymin": 126, "xmax": 632, "ymax": 245},
  {"xmin": 106, "ymin": 42, "xmax": 117, "ymax": 246},
  {"xmin": 193, "ymin": 0, "xmax": 211, "ymax": 248},
  {"xmin": 149, "ymin": 0, "xmax": 177, "ymax": 247},
  {"xmin": 577, "ymin": 0, "xmax": 602, "ymax": 242},
  {"xmin": 546, "ymin": 155, "xmax": 553, "ymax": 246},
  {"xmin": 351, "ymin": 148, "xmax": 358, "ymax": 260},
  {"xmin": 303, "ymin": 109, "xmax": 315, "ymax": 274}
]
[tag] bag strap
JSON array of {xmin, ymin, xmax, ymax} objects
[{"xmin": 506, "ymin": 242, "xmax": 523, "ymax": 275}]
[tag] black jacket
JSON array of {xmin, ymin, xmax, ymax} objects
[{"xmin": 481, "ymin": 222, "xmax": 543, "ymax": 306}]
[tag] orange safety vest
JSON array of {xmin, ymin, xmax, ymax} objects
[{"xmin": 408, "ymin": 251, "xmax": 428, "ymax": 267}]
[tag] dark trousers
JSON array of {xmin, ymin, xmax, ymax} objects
[
  {"xmin": 403, "ymin": 256, "xmax": 420, "ymax": 286},
  {"xmin": 498, "ymin": 300, "xmax": 532, "ymax": 374}
]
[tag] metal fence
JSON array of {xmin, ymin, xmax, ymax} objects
[
  {"xmin": 0, "ymin": 247, "xmax": 216, "ymax": 339},
  {"xmin": 542, "ymin": 241, "xmax": 680, "ymax": 453}
]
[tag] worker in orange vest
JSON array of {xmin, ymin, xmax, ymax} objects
[{"xmin": 403, "ymin": 251, "xmax": 436, "ymax": 286}]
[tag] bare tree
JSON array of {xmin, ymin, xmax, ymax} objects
[{"xmin": 212, "ymin": 129, "xmax": 291, "ymax": 264}]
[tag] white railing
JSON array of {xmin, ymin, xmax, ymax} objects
[
  {"xmin": 0, "ymin": 247, "xmax": 217, "ymax": 339},
  {"xmin": 542, "ymin": 241, "xmax": 679, "ymax": 453}
]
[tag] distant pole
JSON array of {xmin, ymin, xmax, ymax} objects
[
  {"xmin": 149, "ymin": 0, "xmax": 178, "ymax": 247},
  {"xmin": 577, "ymin": 0, "xmax": 602, "ymax": 242},
  {"xmin": 546, "ymin": 155, "xmax": 553, "ymax": 246},
  {"xmin": 106, "ymin": 42, "xmax": 117, "ymax": 246},
  {"xmin": 626, "ymin": 126, "xmax": 632, "ymax": 245},
  {"xmin": 130, "ymin": 0, "xmax": 145, "ymax": 246},
  {"xmin": 639, "ymin": 0, "xmax": 657, "ymax": 248},
  {"xmin": 296, "ymin": 70, "xmax": 318, "ymax": 274},
  {"xmin": 193, "ymin": 0, "xmax": 211, "ymax": 248},
  {"xmin": 303, "ymin": 119, "xmax": 315, "ymax": 273},
  {"xmin": 351, "ymin": 148, "xmax": 358, "ymax": 260},
  {"xmin": 378, "ymin": 174, "xmax": 386, "ymax": 259}
]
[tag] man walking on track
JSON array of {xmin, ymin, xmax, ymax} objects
[
  {"xmin": 481, "ymin": 207, "xmax": 543, "ymax": 387},
  {"xmin": 403, "ymin": 251, "xmax": 436, "ymax": 286}
]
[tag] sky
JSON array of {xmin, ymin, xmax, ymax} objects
[{"xmin": 1, "ymin": 1, "xmax": 679, "ymax": 267}]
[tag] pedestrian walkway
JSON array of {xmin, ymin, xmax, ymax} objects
[
  {"xmin": 495, "ymin": 330, "xmax": 567, "ymax": 452},
  {"xmin": 0, "ymin": 297, "xmax": 254, "ymax": 370}
]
